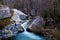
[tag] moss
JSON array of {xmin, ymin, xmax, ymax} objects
[
  {"xmin": 0, "ymin": 17, "xmax": 12, "ymax": 29},
  {"xmin": 0, "ymin": 9, "xmax": 15, "ymax": 29}
]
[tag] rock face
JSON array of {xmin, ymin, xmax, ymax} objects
[{"xmin": 0, "ymin": 5, "xmax": 11, "ymax": 19}]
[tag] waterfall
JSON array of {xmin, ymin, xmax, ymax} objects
[{"xmin": 21, "ymin": 20, "xmax": 30, "ymax": 31}]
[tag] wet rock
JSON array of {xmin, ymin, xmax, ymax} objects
[
  {"xmin": 26, "ymin": 28, "xmax": 32, "ymax": 32},
  {"xmin": 18, "ymin": 28, "xmax": 24, "ymax": 33},
  {"xmin": 17, "ymin": 25, "xmax": 24, "ymax": 33}
]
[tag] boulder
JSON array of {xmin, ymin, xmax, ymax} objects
[
  {"xmin": 0, "ymin": 5, "xmax": 11, "ymax": 19},
  {"xmin": 27, "ymin": 16, "xmax": 45, "ymax": 33}
]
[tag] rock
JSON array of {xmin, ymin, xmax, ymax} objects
[
  {"xmin": 45, "ymin": 18, "xmax": 55, "ymax": 26},
  {"xmin": 30, "ymin": 9, "xmax": 36, "ymax": 16},
  {"xmin": 0, "ymin": 24, "xmax": 24, "ymax": 39},
  {"xmin": 0, "ymin": 5, "xmax": 12, "ymax": 29},
  {"xmin": 27, "ymin": 16, "xmax": 45, "ymax": 33},
  {"xmin": 0, "ymin": 17, "xmax": 12, "ymax": 30},
  {"xmin": 0, "ymin": 8, "xmax": 28, "ymax": 29},
  {"xmin": 0, "ymin": 7, "xmax": 27, "ymax": 39},
  {"xmin": 18, "ymin": 27, "xmax": 24, "ymax": 33},
  {"xmin": 11, "ymin": 9, "xmax": 28, "ymax": 22},
  {"xmin": 16, "ymin": 24, "xmax": 24, "ymax": 33},
  {"xmin": 0, "ymin": 5, "xmax": 11, "ymax": 19},
  {"xmin": 26, "ymin": 28, "xmax": 32, "ymax": 32},
  {"xmin": 19, "ymin": 15, "xmax": 27, "ymax": 20},
  {"xmin": 28, "ymin": 17, "xmax": 60, "ymax": 40}
]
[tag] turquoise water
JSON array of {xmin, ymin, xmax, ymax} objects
[{"xmin": 14, "ymin": 31, "xmax": 46, "ymax": 40}]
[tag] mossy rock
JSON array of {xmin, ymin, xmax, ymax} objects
[
  {"xmin": 0, "ymin": 17, "xmax": 12, "ymax": 29},
  {"xmin": 0, "ymin": 9, "xmax": 14, "ymax": 30}
]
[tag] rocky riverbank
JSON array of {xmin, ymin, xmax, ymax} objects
[{"xmin": 0, "ymin": 5, "xmax": 27, "ymax": 39}]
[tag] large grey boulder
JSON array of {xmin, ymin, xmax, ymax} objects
[
  {"xmin": 27, "ymin": 16, "xmax": 45, "ymax": 33},
  {"xmin": 0, "ymin": 5, "xmax": 11, "ymax": 19},
  {"xmin": 29, "ymin": 16, "xmax": 45, "ymax": 29}
]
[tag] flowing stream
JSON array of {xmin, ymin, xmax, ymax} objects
[{"xmin": 14, "ymin": 20, "xmax": 46, "ymax": 40}]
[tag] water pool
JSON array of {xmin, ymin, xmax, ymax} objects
[{"xmin": 14, "ymin": 31, "xmax": 47, "ymax": 40}]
